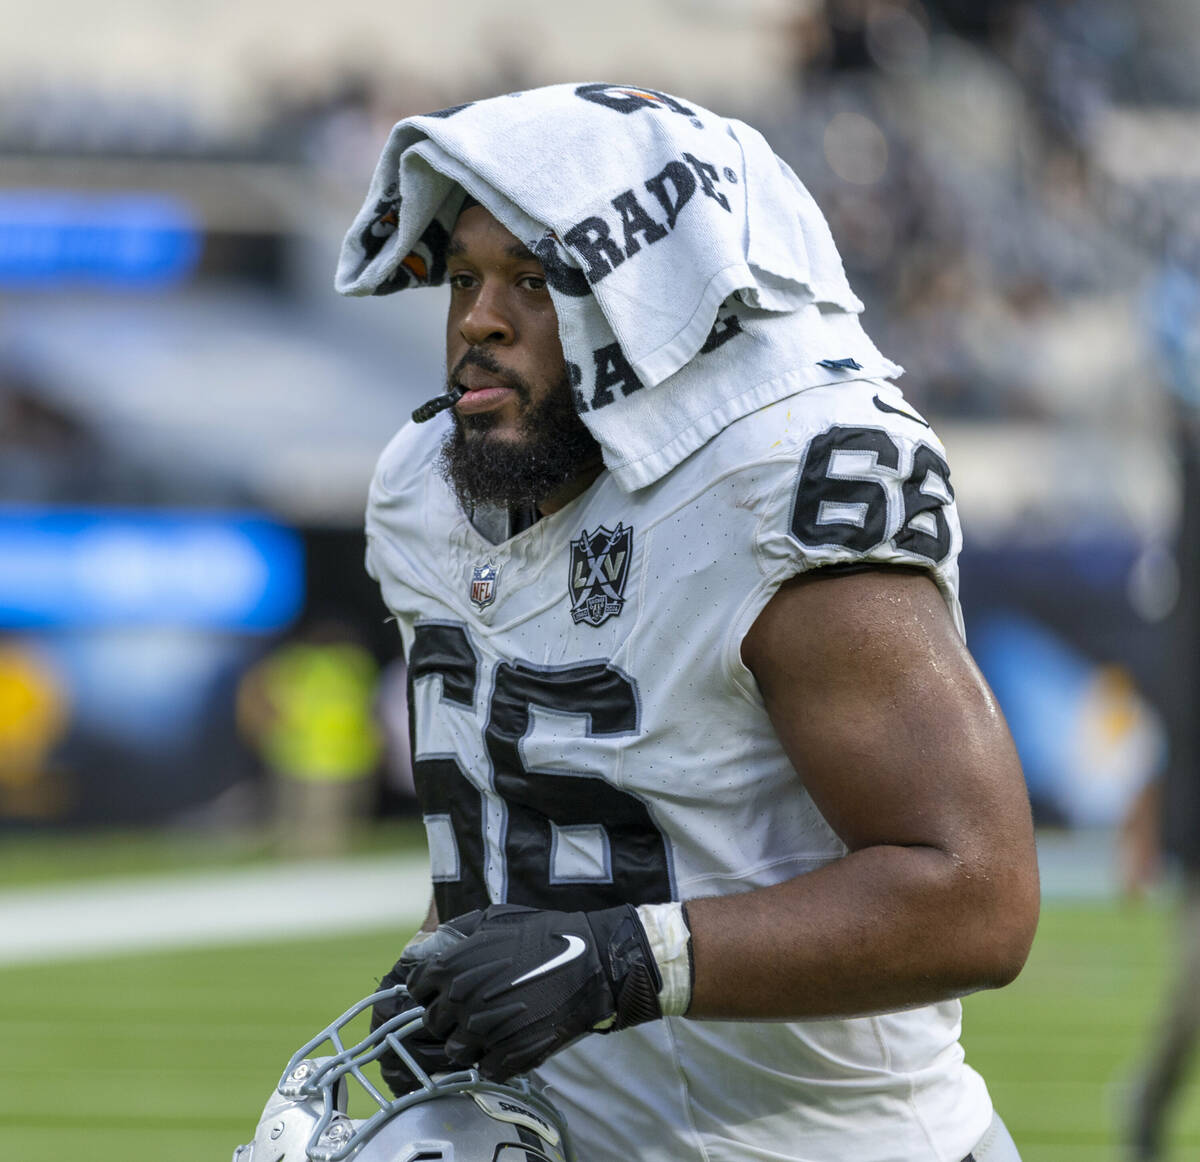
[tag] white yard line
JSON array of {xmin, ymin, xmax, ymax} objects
[{"xmin": 0, "ymin": 853, "xmax": 431, "ymax": 967}]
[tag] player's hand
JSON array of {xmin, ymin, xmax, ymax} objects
[
  {"xmin": 406, "ymin": 903, "xmax": 663, "ymax": 1081},
  {"xmin": 371, "ymin": 929, "xmax": 463, "ymax": 1095}
]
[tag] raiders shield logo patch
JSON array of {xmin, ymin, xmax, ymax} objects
[
  {"xmin": 469, "ymin": 561, "xmax": 499, "ymax": 610},
  {"xmin": 569, "ymin": 523, "xmax": 633, "ymax": 626}
]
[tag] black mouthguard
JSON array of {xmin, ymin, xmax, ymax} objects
[{"xmin": 411, "ymin": 387, "xmax": 464, "ymax": 423}]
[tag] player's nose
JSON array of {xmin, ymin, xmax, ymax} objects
[{"xmin": 459, "ymin": 283, "xmax": 515, "ymax": 347}]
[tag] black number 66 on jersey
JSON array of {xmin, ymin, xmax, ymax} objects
[
  {"xmin": 790, "ymin": 425, "xmax": 955, "ymax": 563},
  {"xmin": 407, "ymin": 622, "xmax": 673, "ymax": 920}
]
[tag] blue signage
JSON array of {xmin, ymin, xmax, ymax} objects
[
  {"xmin": 0, "ymin": 192, "xmax": 201, "ymax": 287},
  {"xmin": 0, "ymin": 508, "xmax": 304, "ymax": 631}
]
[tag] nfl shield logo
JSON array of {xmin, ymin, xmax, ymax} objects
[
  {"xmin": 568, "ymin": 523, "xmax": 633, "ymax": 627},
  {"xmin": 469, "ymin": 561, "xmax": 499, "ymax": 610}
]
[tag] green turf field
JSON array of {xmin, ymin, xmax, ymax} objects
[
  {"xmin": 962, "ymin": 899, "xmax": 1200, "ymax": 1161},
  {"xmin": 1, "ymin": 845, "xmax": 1198, "ymax": 1161}
]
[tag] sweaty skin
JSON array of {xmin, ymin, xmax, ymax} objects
[{"xmin": 428, "ymin": 203, "xmax": 1040, "ymax": 1022}]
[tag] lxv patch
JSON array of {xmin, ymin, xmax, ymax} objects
[{"xmin": 569, "ymin": 523, "xmax": 633, "ymax": 627}]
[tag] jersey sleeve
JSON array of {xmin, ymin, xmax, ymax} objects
[
  {"xmin": 364, "ymin": 421, "xmax": 415, "ymax": 585},
  {"xmin": 751, "ymin": 379, "xmax": 963, "ymax": 621},
  {"xmin": 721, "ymin": 380, "xmax": 963, "ymax": 699},
  {"xmin": 363, "ymin": 417, "xmax": 449, "ymax": 631}
]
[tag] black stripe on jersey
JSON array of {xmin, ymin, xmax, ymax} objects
[{"xmin": 809, "ymin": 562, "xmax": 930, "ymax": 581}]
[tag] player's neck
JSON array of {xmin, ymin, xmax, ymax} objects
[{"xmin": 538, "ymin": 459, "xmax": 605, "ymax": 516}]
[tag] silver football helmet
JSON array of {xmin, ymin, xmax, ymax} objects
[{"xmin": 232, "ymin": 986, "xmax": 574, "ymax": 1162}]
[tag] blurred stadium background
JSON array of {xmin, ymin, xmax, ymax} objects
[{"xmin": 2, "ymin": 0, "xmax": 1199, "ymax": 1157}]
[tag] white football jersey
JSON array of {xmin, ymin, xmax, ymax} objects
[{"xmin": 365, "ymin": 376, "xmax": 992, "ymax": 1162}]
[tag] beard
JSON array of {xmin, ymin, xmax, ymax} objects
[{"xmin": 437, "ymin": 361, "xmax": 602, "ymax": 511}]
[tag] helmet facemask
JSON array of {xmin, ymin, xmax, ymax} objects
[{"xmin": 232, "ymin": 986, "xmax": 573, "ymax": 1162}]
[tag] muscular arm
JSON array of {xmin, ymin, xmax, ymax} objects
[{"xmin": 686, "ymin": 568, "xmax": 1039, "ymax": 1020}]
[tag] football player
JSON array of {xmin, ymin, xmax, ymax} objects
[{"xmin": 346, "ymin": 87, "xmax": 1039, "ymax": 1162}]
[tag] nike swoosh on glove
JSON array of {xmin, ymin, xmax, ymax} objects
[
  {"xmin": 406, "ymin": 903, "xmax": 663, "ymax": 1081},
  {"xmin": 371, "ymin": 927, "xmax": 465, "ymax": 1095}
]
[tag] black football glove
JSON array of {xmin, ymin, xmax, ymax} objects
[
  {"xmin": 370, "ymin": 929, "xmax": 463, "ymax": 1095},
  {"xmin": 405, "ymin": 902, "xmax": 663, "ymax": 1081}
]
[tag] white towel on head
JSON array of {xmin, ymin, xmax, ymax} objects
[{"xmin": 336, "ymin": 82, "xmax": 902, "ymax": 491}]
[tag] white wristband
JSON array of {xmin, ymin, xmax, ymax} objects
[{"xmin": 636, "ymin": 901, "xmax": 693, "ymax": 1017}]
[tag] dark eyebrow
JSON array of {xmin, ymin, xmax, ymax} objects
[{"xmin": 445, "ymin": 237, "xmax": 540, "ymax": 262}]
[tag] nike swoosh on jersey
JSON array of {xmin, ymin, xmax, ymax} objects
[
  {"xmin": 872, "ymin": 395, "xmax": 930, "ymax": 427},
  {"xmin": 510, "ymin": 934, "xmax": 587, "ymax": 986}
]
